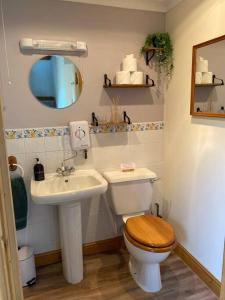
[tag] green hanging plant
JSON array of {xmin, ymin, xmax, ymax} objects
[{"xmin": 141, "ymin": 32, "xmax": 174, "ymax": 77}]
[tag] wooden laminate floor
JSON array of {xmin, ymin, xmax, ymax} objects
[{"xmin": 24, "ymin": 250, "xmax": 218, "ymax": 300}]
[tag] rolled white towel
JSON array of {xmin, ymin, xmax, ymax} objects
[
  {"xmin": 116, "ymin": 71, "xmax": 130, "ymax": 84},
  {"xmin": 195, "ymin": 72, "xmax": 202, "ymax": 84},
  {"xmin": 196, "ymin": 59, "xmax": 208, "ymax": 72},
  {"xmin": 198, "ymin": 56, "xmax": 204, "ymax": 62},
  {"xmin": 125, "ymin": 54, "xmax": 134, "ymax": 59},
  {"xmin": 130, "ymin": 71, "xmax": 144, "ymax": 84},
  {"xmin": 122, "ymin": 57, "xmax": 137, "ymax": 72},
  {"xmin": 202, "ymin": 72, "xmax": 213, "ymax": 84}
]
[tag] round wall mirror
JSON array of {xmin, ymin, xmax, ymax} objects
[{"xmin": 29, "ymin": 55, "xmax": 83, "ymax": 109}]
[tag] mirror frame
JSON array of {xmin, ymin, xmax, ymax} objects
[{"xmin": 190, "ymin": 34, "xmax": 225, "ymax": 118}]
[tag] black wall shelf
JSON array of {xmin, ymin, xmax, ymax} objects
[{"xmin": 103, "ymin": 74, "xmax": 155, "ymax": 88}]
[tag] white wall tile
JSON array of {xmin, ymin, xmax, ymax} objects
[
  {"xmin": 28, "ymin": 220, "xmax": 59, "ymax": 254},
  {"xmin": 81, "ymin": 194, "xmax": 111, "ymax": 217},
  {"xmin": 28, "ymin": 201, "xmax": 57, "ymax": 225},
  {"xmin": 91, "ymin": 132, "xmax": 129, "ymax": 148},
  {"xmin": 61, "ymin": 135, "xmax": 72, "ymax": 152},
  {"xmin": 45, "ymin": 151, "xmax": 64, "ymax": 173},
  {"xmin": 128, "ymin": 143, "xmax": 163, "ymax": 166},
  {"xmin": 127, "ymin": 130, "xmax": 163, "ymax": 145},
  {"xmin": 92, "ymin": 145, "xmax": 131, "ymax": 170},
  {"xmin": 44, "ymin": 136, "xmax": 63, "ymax": 152},
  {"xmin": 6, "ymin": 138, "xmax": 25, "ymax": 154},
  {"xmin": 82, "ymin": 212, "xmax": 117, "ymax": 243},
  {"xmin": 24, "ymin": 137, "xmax": 45, "ymax": 153},
  {"xmin": 75, "ymin": 149, "xmax": 94, "ymax": 169}
]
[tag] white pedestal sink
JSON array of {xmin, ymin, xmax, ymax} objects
[{"xmin": 31, "ymin": 169, "xmax": 108, "ymax": 284}]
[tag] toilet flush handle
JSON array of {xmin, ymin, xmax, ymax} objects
[
  {"xmin": 150, "ymin": 177, "xmax": 160, "ymax": 183},
  {"xmin": 154, "ymin": 203, "xmax": 162, "ymax": 218}
]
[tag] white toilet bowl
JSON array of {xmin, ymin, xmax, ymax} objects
[
  {"xmin": 124, "ymin": 232, "xmax": 171, "ymax": 292},
  {"xmin": 124, "ymin": 214, "xmax": 176, "ymax": 293}
]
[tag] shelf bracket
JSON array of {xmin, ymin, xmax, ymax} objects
[
  {"xmin": 213, "ymin": 75, "xmax": 224, "ymax": 85},
  {"xmin": 144, "ymin": 47, "xmax": 164, "ymax": 66},
  {"xmin": 91, "ymin": 112, "xmax": 99, "ymax": 126},
  {"xmin": 145, "ymin": 49, "xmax": 156, "ymax": 65},
  {"xmin": 104, "ymin": 74, "xmax": 112, "ymax": 87},
  {"xmin": 123, "ymin": 111, "xmax": 131, "ymax": 124},
  {"xmin": 146, "ymin": 75, "xmax": 155, "ymax": 87}
]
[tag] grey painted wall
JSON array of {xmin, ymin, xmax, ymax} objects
[{"xmin": 0, "ymin": 0, "xmax": 165, "ymax": 128}]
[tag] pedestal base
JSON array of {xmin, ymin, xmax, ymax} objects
[
  {"xmin": 58, "ymin": 202, "xmax": 83, "ymax": 284},
  {"xmin": 129, "ymin": 257, "xmax": 162, "ymax": 293}
]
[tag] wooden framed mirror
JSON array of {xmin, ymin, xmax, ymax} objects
[{"xmin": 190, "ymin": 35, "xmax": 225, "ymax": 117}]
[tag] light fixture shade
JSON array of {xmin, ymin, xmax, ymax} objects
[{"xmin": 19, "ymin": 38, "xmax": 87, "ymax": 53}]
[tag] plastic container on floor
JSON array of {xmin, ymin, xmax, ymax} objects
[{"xmin": 18, "ymin": 246, "xmax": 36, "ymax": 287}]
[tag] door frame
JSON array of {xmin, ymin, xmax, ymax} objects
[
  {"xmin": 220, "ymin": 242, "xmax": 225, "ymax": 300},
  {"xmin": 0, "ymin": 94, "xmax": 23, "ymax": 299}
]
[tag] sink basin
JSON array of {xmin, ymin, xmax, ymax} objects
[
  {"xmin": 30, "ymin": 169, "xmax": 108, "ymax": 285},
  {"xmin": 31, "ymin": 169, "xmax": 108, "ymax": 205}
]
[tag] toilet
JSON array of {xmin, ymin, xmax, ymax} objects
[{"xmin": 103, "ymin": 168, "xmax": 176, "ymax": 293}]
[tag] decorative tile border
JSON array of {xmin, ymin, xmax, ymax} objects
[
  {"xmin": 89, "ymin": 121, "xmax": 164, "ymax": 134},
  {"xmin": 5, "ymin": 129, "xmax": 24, "ymax": 139},
  {"xmin": 5, "ymin": 121, "xmax": 164, "ymax": 139}
]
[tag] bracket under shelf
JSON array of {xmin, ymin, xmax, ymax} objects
[{"xmin": 142, "ymin": 47, "xmax": 164, "ymax": 65}]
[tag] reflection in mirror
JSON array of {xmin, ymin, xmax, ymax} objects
[
  {"xmin": 190, "ymin": 35, "xmax": 225, "ymax": 117},
  {"xmin": 29, "ymin": 55, "xmax": 82, "ymax": 109}
]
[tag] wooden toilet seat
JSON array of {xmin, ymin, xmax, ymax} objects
[{"xmin": 124, "ymin": 215, "xmax": 176, "ymax": 253}]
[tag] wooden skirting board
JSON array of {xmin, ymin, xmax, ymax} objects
[
  {"xmin": 174, "ymin": 243, "xmax": 221, "ymax": 297},
  {"xmin": 35, "ymin": 236, "xmax": 124, "ymax": 268},
  {"xmin": 35, "ymin": 237, "xmax": 220, "ymax": 297}
]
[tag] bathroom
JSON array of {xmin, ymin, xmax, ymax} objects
[{"xmin": 0, "ymin": 0, "xmax": 225, "ymax": 299}]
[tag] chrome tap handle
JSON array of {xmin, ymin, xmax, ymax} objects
[
  {"xmin": 56, "ymin": 167, "xmax": 62, "ymax": 175},
  {"xmin": 69, "ymin": 166, "xmax": 75, "ymax": 172},
  {"xmin": 56, "ymin": 165, "xmax": 75, "ymax": 176}
]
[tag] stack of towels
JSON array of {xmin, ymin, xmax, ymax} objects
[
  {"xmin": 195, "ymin": 56, "xmax": 213, "ymax": 84},
  {"xmin": 116, "ymin": 54, "xmax": 143, "ymax": 85}
]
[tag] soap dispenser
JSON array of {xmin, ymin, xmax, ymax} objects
[{"xmin": 33, "ymin": 158, "xmax": 45, "ymax": 181}]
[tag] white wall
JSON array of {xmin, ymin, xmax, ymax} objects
[
  {"xmin": 63, "ymin": 0, "xmax": 183, "ymax": 13},
  {"xmin": 165, "ymin": 0, "xmax": 225, "ymax": 280},
  {"xmin": 7, "ymin": 127, "xmax": 164, "ymax": 254}
]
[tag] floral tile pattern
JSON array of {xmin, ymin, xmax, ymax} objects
[
  {"xmin": 5, "ymin": 129, "xmax": 24, "ymax": 139},
  {"xmin": 23, "ymin": 128, "xmax": 44, "ymax": 138},
  {"xmin": 63, "ymin": 127, "xmax": 70, "ymax": 136},
  {"xmin": 43, "ymin": 127, "xmax": 65, "ymax": 137},
  {"xmin": 5, "ymin": 121, "xmax": 164, "ymax": 139}
]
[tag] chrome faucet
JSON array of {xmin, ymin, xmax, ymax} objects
[
  {"xmin": 56, "ymin": 154, "xmax": 76, "ymax": 176},
  {"xmin": 56, "ymin": 164, "xmax": 75, "ymax": 176}
]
